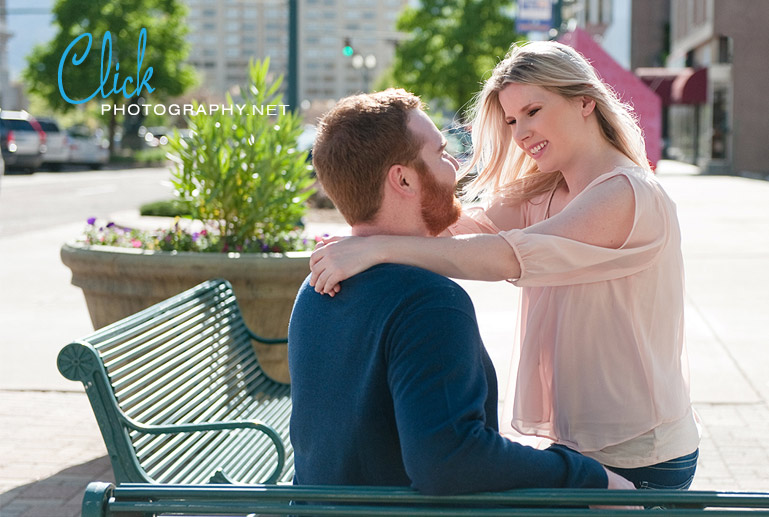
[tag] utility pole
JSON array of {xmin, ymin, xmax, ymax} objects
[
  {"xmin": 552, "ymin": 0, "xmax": 563, "ymax": 34},
  {"xmin": 287, "ymin": 0, "xmax": 298, "ymax": 112}
]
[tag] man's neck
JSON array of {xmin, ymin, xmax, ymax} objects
[{"xmin": 351, "ymin": 221, "xmax": 429, "ymax": 238}]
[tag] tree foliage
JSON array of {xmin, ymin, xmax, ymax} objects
[
  {"xmin": 23, "ymin": 0, "xmax": 196, "ymax": 153},
  {"xmin": 390, "ymin": 0, "xmax": 522, "ymax": 118}
]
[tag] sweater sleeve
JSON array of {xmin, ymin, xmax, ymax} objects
[
  {"xmin": 501, "ymin": 171, "xmax": 671, "ymax": 287},
  {"xmin": 386, "ymin": 285, "xmax": 608, "ymax": 494}
]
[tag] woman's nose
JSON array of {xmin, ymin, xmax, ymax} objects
[{"xmin": 513, "ymin": 122, "xmax": 530, "ymax": 146}]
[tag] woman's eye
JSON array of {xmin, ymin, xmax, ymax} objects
[
  {"xmin": 506, "ymin": 119, "xmax": 516, "ymax": 126},
  {"xmin": 529, "ymin": 108, "xmax": 540, "ymax": 117}
]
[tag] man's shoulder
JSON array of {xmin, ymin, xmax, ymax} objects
[
  {"xmin": 367, "ymin": 264, "xmax": 468, "ymax": 296},
  {"xmin": 296, "ymin": 264, "xmax": 472, "ymax": 311}
]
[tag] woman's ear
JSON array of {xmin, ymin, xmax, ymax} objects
[
  {"xmin": 386, "ymin": 164, "xmax": 418, "ymax": 198},
  {"xmin": 581, "ymin": 96, "xmax": 597, "ymax": 117}
]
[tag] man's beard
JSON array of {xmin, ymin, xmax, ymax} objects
[{"xmin": 413, "ymin": 159, "xmax": 462, "ymax": 236}]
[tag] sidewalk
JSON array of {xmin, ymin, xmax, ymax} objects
[{"xmin": 1, "ymin": 160, "xmax": 768, "ymax": 516}]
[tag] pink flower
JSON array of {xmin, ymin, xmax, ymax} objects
[{"xmin": 131, "ymin": 239, "xmax": 142, "ymax": 248}]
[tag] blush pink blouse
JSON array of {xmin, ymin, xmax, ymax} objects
[{"xmin": 449, "ymin": 166, "xmax": 699, "ymax": 467}]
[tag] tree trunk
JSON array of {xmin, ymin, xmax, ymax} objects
[{"xmin": 108, "ymin": 107, "xmax": 117, "ymax": 158}]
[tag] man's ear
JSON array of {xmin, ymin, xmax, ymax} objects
[{"xmin": 386, "ymin": 164, "xmax": 419, "ymax": 198}]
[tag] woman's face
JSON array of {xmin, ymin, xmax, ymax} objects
[{"xmin": 497, "ymin": 82, "xmax": 588, "ymax": 173}]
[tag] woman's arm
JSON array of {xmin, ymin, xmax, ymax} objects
[
  {"xmin": 310, "ymin": 233, "xmax": 521, "ymax": 295},
  {"xmin": 309, "ymin": 174, "xmax": 637, "ymax": 295}
]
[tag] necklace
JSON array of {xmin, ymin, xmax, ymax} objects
[{"xmin": 545, "ymin": 185, "xmax": 557, "ymax": 219}]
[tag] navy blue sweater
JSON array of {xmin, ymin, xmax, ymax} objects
[{"xmin": 288, "ymin": 264, "xmax": 607, "ymax": 494}]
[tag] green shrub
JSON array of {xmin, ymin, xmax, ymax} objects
[
  {"xmin": 166, "ymin": 59, "xmax": 316, "ymax": 253},
  {"xmin": 140, "ymin": 199, "xmax": 193, "ymax": 218}
]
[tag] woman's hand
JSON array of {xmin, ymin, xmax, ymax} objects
[
  {"xmin": 310, "ymin": 236, "xmax": 385, "ymax": 296},
  {"xmin": 590, "ymin": 468, "xmax": 640, "ymax": 510}
]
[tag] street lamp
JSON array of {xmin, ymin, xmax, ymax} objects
[{"xmin": 351, "ymin": 53, "xmax": 376, "ymax": 92}]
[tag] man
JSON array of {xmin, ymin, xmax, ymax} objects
[{"xmin": 288, "ymin": 88, "xmax": 631, "ymax": 495}]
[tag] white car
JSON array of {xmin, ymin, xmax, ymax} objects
[
  {"xmin": 67, "ymin": 126, "xmax": 109, "ymax": 169},
  {"xmin": 37, "ymin": 117, "xmax": 71, "ymax": 170}
]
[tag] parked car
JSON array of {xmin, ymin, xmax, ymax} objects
[
  {"xmin": 67, "ymin": 125, "xmax": 109, "ymax": 169},
  {"xmin": 36, "ymin": 117, "xmax": 71, "ymax": 171},
  {"xmin": 0, "ymin": 110, "xmax": 46, "ymax": 173}
]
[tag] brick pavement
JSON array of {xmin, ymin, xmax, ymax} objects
[{"xmin": 0, "ymin": 391, "xmax": 113, "ymax": 517}]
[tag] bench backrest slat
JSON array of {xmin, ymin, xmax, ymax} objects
[{"xmin": 58, "ymin": 279, "xmax": 293, "ymax": 485}]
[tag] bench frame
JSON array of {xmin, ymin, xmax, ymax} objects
[
  {"xmin": 57, "ymin": 279, "xmax": 292, "ymax": 485},
  {"xmin": 82, "ymin": 482, "xmax": 769, "ymax": 516}
]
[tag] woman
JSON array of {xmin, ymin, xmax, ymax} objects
[{"xmin": 309, "ymin": 41, "xmax": 699, "ymax": 489}]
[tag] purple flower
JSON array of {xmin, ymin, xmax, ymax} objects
[
  {"xmin": 192, "ymin": 232, "xmax": 200, "ymax": 241},
  {"xmin": 87, "ymin": 217, "xmax": 97, "ymax": 225},
  {"xmin": 106, "ymin": 222, "xmax": 115, "ymax": 229}
]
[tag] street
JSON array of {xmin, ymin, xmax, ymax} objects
[
  {"xmin": 0, "ymin": 166, "xmax": 175, "ymax": 391},
  {"xmin": 0, "ymin": 167, "xmax": 175, "ymax": 237}
]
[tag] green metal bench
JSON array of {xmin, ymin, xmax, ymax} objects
[
  {"xmin": 57, "ymin": 279, "xmax": 293, "ymax": 485},
  {"xmin": 82, "ymin": 482, "xmax": 769, "ymax": 516}
]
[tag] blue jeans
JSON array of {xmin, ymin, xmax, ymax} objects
[{"xmin": 606, "ymin": 449, "xmax": 699, "ymax": 490}]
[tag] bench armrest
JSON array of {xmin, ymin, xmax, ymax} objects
[
  {"xmin": 120, "ymin": 415, "xmax": 286, "ymax": 484},
  {"xmin": 246, "ymin": 328, "xmax": 288, "ymax": 346}
]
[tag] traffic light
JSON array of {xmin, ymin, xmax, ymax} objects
[{"xmin": 343, "ymin": 37, "xmax": 354, "ymax": 57}]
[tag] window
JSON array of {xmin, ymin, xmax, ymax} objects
[{"xmin": 718, "ymin": 36, "xmax": 732, "ymax": 64}]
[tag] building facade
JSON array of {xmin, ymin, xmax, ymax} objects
[
  {"xmin": 564, "ymin": 0, "xmax": 768, "ymax": 176},
  {"xmin": 667, "ymin": 0, "xmax": 769, "ymax": 176},
  {"xmin": 184, "ymin": 0, "xmax": 406, "ymax": 112}
]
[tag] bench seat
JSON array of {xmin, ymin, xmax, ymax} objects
[{"xmin": 82, "ymin": 482, "xmax": 769, "ymax": 516}]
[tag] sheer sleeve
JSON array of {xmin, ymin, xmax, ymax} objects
[
  {"xmin": 447, "ymin": 207, "xmax": 501, "ymax": 236},
  {"xmin": 500, "ymin": 170, "xmax": 673, "ymax": 287}
]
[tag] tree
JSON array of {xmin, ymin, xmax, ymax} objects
[
  {"xmin": 23, "ymin": 0, "xmax": 196, "ymax": 156},
  {"xmin": 390, "ymin": 0, "xmax": 522, "ymax": 119}
]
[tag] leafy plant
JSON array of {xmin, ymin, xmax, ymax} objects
[{"xmin": 166, "ymin": 58, "xmax": 316, "ymax": 253}]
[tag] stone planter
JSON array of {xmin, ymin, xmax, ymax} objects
[{"xmin": 61, "ymin": 242, "xmax": 311, "ymax": 383}]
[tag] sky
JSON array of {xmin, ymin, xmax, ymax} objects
[{"xmin": 5, "ymin": 0, "xmax": 56, "ymax": 81}]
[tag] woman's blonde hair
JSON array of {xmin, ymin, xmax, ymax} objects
[{"xmin": 461, "ymin": 40, "xmax": 650, "ymax": 204}]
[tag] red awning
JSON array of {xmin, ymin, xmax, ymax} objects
[{"xmin": 636, "ymin": 67, "xmax": 708, "ymax": 106}]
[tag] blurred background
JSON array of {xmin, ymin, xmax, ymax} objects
[{"xmin": 1, "ymin": 0, "xmax": 766, "ymax": 179}]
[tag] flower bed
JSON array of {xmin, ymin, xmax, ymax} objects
[{"xmin": 82, "ymin": 216, "xmax": 321, "ymax": 254}]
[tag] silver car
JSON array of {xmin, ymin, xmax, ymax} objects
[{"xmin": 0, "ymin": 110, "xmax": 45, "ymax": 173}]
